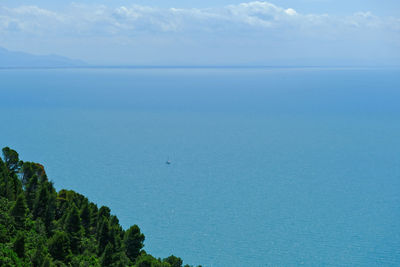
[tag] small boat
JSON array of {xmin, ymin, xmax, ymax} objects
[{"xmin": 166, "ymin": 159, "xmax": 171, "ymax": 165}]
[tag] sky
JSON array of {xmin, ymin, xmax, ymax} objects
[{"xmin": 0, "ymin": 0, "xmax": 399, "ymax": 65}]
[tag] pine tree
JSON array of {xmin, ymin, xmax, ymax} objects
[
  {"xmin": 33, "ymin": 183, "xmax": 50, "ymax": 220},
  {"xmin": 98, "ymin": 219, "xmax": 111, "ymax": 255},
  {"xmin": 48, "ymin": 231, "xmax": 71, "ymax": 262},
  {"xmin": 12, "ymin": 232, "xmax": 25, "ymax": 259},
  {"xmin": 10, "ymin": 193, "xmax": 27, "ymax": 229},
  {"xmin": 0, "ymin": 165, "xmax": 19, "ymax": 201},
  {"xmin": 124, "ymin": 225, "xmax": 145, "ymax": 262},
  {"xmin": 80, "ymin": 202, "xmax": 91, "ymax": 234},
  {"xmin": 100, "ymin": 243, "xmax": 114, "ymax": 267},
  {"xmin": 163, "ymin": 255, "xmax": 183, "ymax": 267},
  {"xmin": 25, "ymin": 174, "xmax": 38, "ymax": 210},
  {"xmin": 65, "ymin": 204, "xmax": 82, "ymax": 253},
  {"xmin": 33, "ymin": 182, "xmax": 56, "ymax": 233},
  {"xmin": 89, "ymin": 203, "xmax": 98, "ymax": 234},
  {"xmin": 1, "ymin": 147, "xmax": 22, "ymax": 173}
]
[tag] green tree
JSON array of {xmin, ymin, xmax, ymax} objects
[
  {"xmin": 163, "ymin": 255, "xmax": 183, "ymax": 267},
  {"xmin": 98, "ymin": 206, "xmax": 111, "ymax": 220},
  {"xmin": 11, "ymin": 193, "xmax": 27, "ymax": 229},
  {"xmin": 124, "ymin": 225, "xmax": 145, "ymax": 262},
  {"xmin": 31, "ymin": 246, "xmax": 47, "ymax": 267},
  {"xmin": 33, "ymin": 184, "xmax": 50, "ymax": 219},
  {"xmin": 1, "ymin": 147, "xmax": 22, "ymax": 173},
  {"xmin": 0, "ymin": 158, "xmax": 22, "ymax": 201},
  {"xmin": 89, "ymin": 203, "xmax": 98, "ymax": 234},
  {"xmin": 20, "ymin": 162, "xmax": 47, "ymax": 187},
  {"xmin": 48, "ymin": 231, "xmax": 70, "ymax": 262},
  {"xmin": 65, "ymin": 204, "xmax": 82, "ymax": 253},
  {"xmin": 32, "ymin": 182, "xmax": 56, "ymax": 232},
  {"xmin": 0, "ymin": 225, "xmax": 8, "ymax": 243},
  {"xmin": 80, "ymin": 202, "xmax": 91, "ymax": 234},
  {"xmin": 98, "ymin": 219, "xmax": 111, "ymax": 255},
  {"xmin": 25, "ymin": 174, "xmax": 39, "ymax": 210},
  {"xmin": 134, "ymin": 254, "xmax": 170, "ymax": 267},
  {"xmin": 41, "ymin": 255, "xmax": 53, "ymax": 267},
  {"xmin": 0, "ymin": 243, "xmax": 23, "ymax": 267},
  {"xmin": 96, "ymin": 206, "xmax": 111, "ymax": 234},
  {"xmin": 100, "ymin": 243, "xmax": 114, "ymax": 267},
  {"xmin": 13, "ymin": 232, "xmax": 25, "ymax": 258}
]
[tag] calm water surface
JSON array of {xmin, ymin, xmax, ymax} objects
[{"xmin": 0, "ymin": 68, "xmax": 399, "ymax": 266}]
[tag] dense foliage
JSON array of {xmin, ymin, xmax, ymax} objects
[{"xmin": 0, "ymin": 147, "xmax": 200, "ymax": 267}]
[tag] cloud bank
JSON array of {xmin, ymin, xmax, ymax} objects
[{"xmin": 0, "ymin": 1, "xmax": 399, "ymax": 65}]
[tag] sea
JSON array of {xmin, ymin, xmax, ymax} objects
[{"xmin": 0, "ymin": 67, "xmax": 399, "ymax": 266}]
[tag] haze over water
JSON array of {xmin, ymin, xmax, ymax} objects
[{"xmin": 1, "ymin": 68, "xmax": 399, "ymax": 266}]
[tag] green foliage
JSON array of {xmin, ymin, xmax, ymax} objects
[
  {"xmin": 100, "ymin": 243, "xmax": 114, "ymax": 266},
  {"xmin": 134, "ymin": 254, "xmax": 171, "ymax": 267},
  {"xmin": 0, "ymin": 154, "xmax": 22, "ymax": 201},
  {"xmin": 0, "ymin": 243, "xmax": 23, "ymax": 267},
  {"xmin": 163, "ymin": 255, "xmax": 183, "ymax": 267},
  {"xmin": 2, "ymin": 147, "xmax": 22, "ymax": 173},
  {"xmin": 124, "ymin": 225, "xmax": 145, "ymax": 262},
  {"xmin": 12, "ymin": 231, "xmax": 25, "ymax": 258},
  {"xmin": 0, "ymin": 224, "xmax": 8, "ymax": 243},
  {"xmin": 80, "ymin": 202, "xmax": 91, "ymax": 235},
  {"xmin": 65, "ymin": 204, "xmax": 82, "ymax": 253},
  {"xmin": 11, "ymin": 193, "xmax": 27, "ymax": 229},
  {"xmin": 25, "ymin": 173, "xmax": 39, "ymax": 210},
  {"xmin": 48, "ymin": 231, "xmax": 71, "ymax": 262},
  {"xmin": 0, "ymin": 147, "xmax": 193, "ymax": 267},
  {"xmin": 32, "ymin": 181, "xmax": 56, "ymax": 233},
  {"xmin": 97, "ymin": 219, "xmax": 111, "ymax": 256}
]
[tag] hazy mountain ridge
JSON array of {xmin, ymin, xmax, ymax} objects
[{"xmin": 0, "ymin": 47, "xmax": 86, "ymax": 68}]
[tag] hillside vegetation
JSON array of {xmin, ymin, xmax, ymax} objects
[{"xmin": 0, "ymin": 147, "xmax": 199, "ymax": 267}]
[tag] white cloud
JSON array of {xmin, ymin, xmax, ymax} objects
[
  {"xmin": 285, "ymin": 8, "xmax": 297, "ymax": 16},
  {"xmin": 0, "ymin": 1, "xmax": 398, "ymax": 64},
  {"xmin": 0, "ymin": 1, "xmax": 398, "ymax": 36}
]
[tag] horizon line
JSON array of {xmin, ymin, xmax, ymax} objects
[{"xmin": 1, "ymin": 64, "xmax": 399, "ymax": 70}]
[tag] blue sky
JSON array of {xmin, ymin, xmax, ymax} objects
[{"xmin": 0, "ymin": 0, "xmax": 399, "ymax": 65}]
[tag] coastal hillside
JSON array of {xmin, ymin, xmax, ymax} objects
[
  {"xmin": 0, "ymin": 147, "xmax": 198, "ymax": 267},
  {"xmin": 0, "ymin": 47, "xmax": 86, "ymax": 68}
]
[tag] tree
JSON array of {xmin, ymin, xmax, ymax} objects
[
  {"xmin": 89, "ymin": 202, "xmax": 98, "ymax": 234},
  {"xmin": 32, "ymin": 182, "xmax": 56, "ymax": 233},
  {"xmin": 98, "ymin": 206, "xmax": 111, "ymax": 221},
  {"xmin": 11, "ymin": 193, "xmax": 27, "ymax": 229},
  {"xmin": 65, "ymin": 204, "xmax": 82, "ymax": 234},
  {"xmin": 124, "ymin": 225, "xmax": 145, "ymax": 262},
  {"xmin": 0, "ymin": 225, "xmax": 8, "ymax": 243},
  {"xmin": 134, "ymin": 254, "xmax": 170, "ymax": 267},
  {"xmin": 65, "ymin": 204, "xmax": 82, "ymax": 253},
  {"xmin": 41, "ymin": 255, "xmax": 53, "ymax": 267},
  {"xmin": 96, "ymin": 206, "xmax": 111, "ymax": 233},
  {"xmin": 31, "ymin": 240, "xmax": 47, "ymax": 267},
  {"xmin": 13, "ymin": 232, "xmax": 25, "ymax": 258},
  {"xmin": 98, "ymin": 219, "xmax": 111, "ymax": 255},
  {"xmin": 25, "ymin": 174, "xmax": 38, "ymax": 210},
  {"xmin": 80, "ymin": 202, "xmax": 91, "ymax": 234},
  {"xmin": 100, "ymin": 243, "xmax": 114, "ymax": 267},
  {"xmin": 48, "ymin": 231, "xmax": 70, "ymax": 262},
  {"xmin": 0, "ymin": 244, "xmax": 23, "ymax": 267},
  {"xmin": 33, "ymin": 183, "xmax": 50, "ymax": 220},
  {"xmin": 21, "ymin": 162, "xmax": 47, "ymax": 188},
  {"xmin": 0, "ymin": 158, "xmax": 22, "ymax": 201},
  {"xmin": 163, "ymin": 255, "xmax": 183, "ymax": 267},
  {"xmin": 1, "ymin": 147, "xmax": 22, "ymax": 173}
]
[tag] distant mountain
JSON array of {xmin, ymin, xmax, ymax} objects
[{"xmin": 0, "ymin": 47, "xmax": 86, "ymax": 68}]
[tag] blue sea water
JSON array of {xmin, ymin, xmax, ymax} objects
[{"xmin": 0, "ymin": 68, "xmax": 399, "ymax": 266}]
